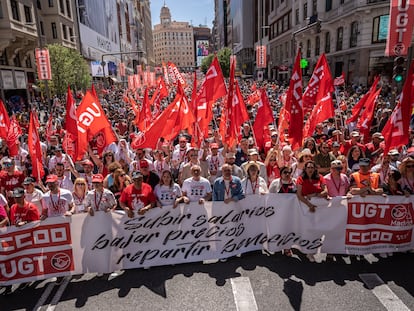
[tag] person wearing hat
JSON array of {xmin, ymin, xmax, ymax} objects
[
  {"xmin": 264, "ymin": 130, "xmax": 279, "ymax": 155},
  {"xmin": 398, "ymin": 156, "xmax": 414, "ymax": 195},
  {"xmin": 235, "ymin": 138, "xmax": 250, "ymax": 167},
  {"xmin": 330, "ymin": 141, "xmax": 342, "ymax": 158},
  {"xmin": 41, "ymin": 174, "xmax": 74, "ymax": 219},
  {"xmin": 72, "ymin": 159, "xmax": 95, "ymax": 190},
  {"xmin": 291, "ymin": 148, "xmax": 313, "ymax": 179},
  {"xmin": 0, "ymin": 158, "xmax": 25, "ymax": 205},
  {"xmin": 324, "ymin": 160, "xmax": 350, "ymax": 197},
  {"xmin": 139, "ymin": 160, "xmax": 160, "ymax": 190},
  {"xmin": 206, "ymin": 143, "xmax": 224, "ymax": 185},
  {"xmin": 9, "ymin": 188, "xmax": 40, "ymax": 226},
  {"xmin": 365, "ymin": 132, "xmax": 385, "ymax": 164},
  {"xmin": 48, "ymin": 145, "xmax": 75, "ymax": 179},
  {"xmin": 314, "ymin": 142, "xmax": 336, "ymax": 175},
  {"xmin": 241, "ymin": 149, "xmax": 267, "ymax": 183},
  {"xmin": 213, "ymin": 164, "xmax": 245, "ymax": 203},
  {"xmin": 340, "ymin": 130, "xmax": 366, "ymax": 156},
  {"xmin": 119, "ymin": 170, "xmax": 156, "ymax": 218},
  {"xmin": 388, "ymin": 149, "xmax": 401, "ymax": 169},
  {"xmin": 348, "ymin": 158, "xmax": 383, "ymax": 196},
  {"xmin": 181, "ymin": 164, "xmax": 212, "ymax": 204},
  {"xmin": 241, "ymin": 161, "xmax": 268, "ymax": 195},
  {"xmin": 84, "ymin": 174, "xmax": 117, "ymax": 216},
  {"xmin": 23, "ymin": 177, "xmax": 44, "ymax": 214}
]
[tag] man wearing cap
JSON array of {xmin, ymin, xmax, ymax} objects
[
  {"xmin": 182, "ymin": 165, "xmax": 212, "ymax": 204},
  {"xmin": 0, "ymin": 158, "xmax": 25, "ymax": 205},
  {"xmin": 129, "ymin": 148, "xmax": 154, "ymax": 173},
  {"xmin": 349, "ymin": 158, "xmax": 383, "ymax": 196},
  {"xmin": 140, "ymin": 160, "xmax": 160, "ymax": 190},
  {"xmin": 365, "ymin": 132, "xmax": 385, "ymax": 164},
  {"xmin": 324, "ymin": 160, "xmax": 350, "ymax": 197},
  {"xmin": 264, "ymin": 130, "xmax": 279, "ymax": 155},
  {"xmin": 41, "ymin": 174, "xmax": 74, "ymax": 219},
  {"xmin": 9, "ymin": 188, "xmax": 40, "ymax": 226},
  {"xmin": 213, "ymin": 164, "xmax": 244, "ymax": 203},
  {"xmin": 48, "ymin": 145, "xmax": 75, "ymax": 179},
  {"xmin": 119, "ymin": 171, "xmax": 156, "ymax": 218},
  {"xmin": 23, "ymin": 177, "xmax": 44, "ymax": 214},
  {"xmin": 340, "ymin": 131, "xmax": 366, "ymax": 156},
  {"xmin": 84, "ymin": 174, "xmax": 117, "ymax": 216},
  {"xmin": 388, "ymin": 149, "xmax": 401, "ymax": 169},
  {"xmin": 206, "ymin": 143, "xmax": 224, "ymax": 184}
]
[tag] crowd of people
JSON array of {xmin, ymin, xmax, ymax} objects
[{"xmin": 1, "ymin": 78, "xmax": 413, "ymax": 294}]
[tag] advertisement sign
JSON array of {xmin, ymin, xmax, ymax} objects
[
  {"xmin": 0, "ymin": 70, "xmax": 14, "ymax": 89},
  {"xmin": 196, "ymin": 40, "xmax": 210, "ymax": 67},
  {"xmin": 14, "ymin": 71, "xmax": 27, "ymax": 89},
  {"xmin": 35, "ymin": 49, "xmax": 52, "ymax": 80},
  {"xmin": 256, "ymin": 45, "xmax": 267, "ymax": 69}
]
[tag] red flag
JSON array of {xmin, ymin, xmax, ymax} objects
[
  {"xmin": 131, "ymin": 84, "xmax": 195, "ymax": 150},
  {"xmin": 303, "ymin": 92, "xmax": 335, "ymax": 139},
  {"xmin": 45, "ymin": 114, "xmax": 54, "ymax": 141},
  {"xmin": 149, "ymin": 78, "xmax": 168, "ymax": 119},
  {"xmin": 0, "ymin": 99, "xmax": 10, "ymax": 139},
  {"xmin": 76, "ymin": 91, "xmax": 116, "ymax": 160},
  {"xmin": 28, "ymin": 112, "xmax": 45, "ymax": 180},
  {"xmin": 220, "ymin": 59, "xmax": 249, "ymax": 147},
  {"xmin": 253, "ymin": 88, "xmax": 275, "ymax": 150},
  {"xmin": 172, "ymin": 84, "xmax": 196, "ymax": 136},
  {"xmin": 126, "ymin": 95, "xmax": 141, "ymax": 125},
  {"xmin": 334, "ymin": 72, "xmax": 346, "ymax": 86},
  {"xmin": 137, "ymin": 88, "xmax": 151, "ymax": 131},
  {"xmin": 302, "ymin": 53, "xmax": 334, "ymax": 114},
  {"xmin": 356, "ymin": 87, "xmax": 382, "ymax": 141},
  {"xmin": 382, "ymin": 61, "xmax": 414, "ymax": 154},
  {"xmin": 284, "ymin": 49, "xmax": 303, "ymax": 150},
  {"xmin": 64, "ymin": 85, "xmax": 78, "ymax": 137},
  {"xmin": 6, "ymin": 115, "xmax": 22, "ymax": 156},
  {"xmin": 91, "ymin": 84, "xmax": 98, "ymax": 99},
  {"xmin": 346, "ymin": 77, "xmax": 380, "ymax": 124},
  {"xmin": 167, "ymin": 62, "xmax": 186, "ymax": 87}
]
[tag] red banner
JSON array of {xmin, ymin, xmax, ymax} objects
[
  {"xmin": 35, "ymin": 48, "xmax": 52, "ymax": 80},
  {"xmin": 256, "ymin": 46, "xmax": 267, "ymax": 69},
  {"xmin": 385, "ymin": 0, "xmax": 414, "ymax": 56}
]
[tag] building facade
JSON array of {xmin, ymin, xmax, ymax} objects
[{"xmin": 153, "ymin": 4, "xmax": 195, "ymax": 70}]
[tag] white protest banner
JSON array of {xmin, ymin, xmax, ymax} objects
[{"xmin": 1, "ymin": 195, "xmax": 413, "ymax": 285}]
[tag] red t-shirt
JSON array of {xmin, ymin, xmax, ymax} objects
[
  {"xmin": 0, "ymin": 170, "xmax": 25, "ymax": 192},
  {"xmin": 119, "ymin": 183, "xmax": 156, "ymax": 210},
  {"xmin": 10, "ymin": 202, "xmax": 40, "ymax": 225},
  {"xmin": 297, "ymin": 175, "xmax": 326, "ymax": 196}
]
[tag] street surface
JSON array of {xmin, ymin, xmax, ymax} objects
[{"xmin": 1, "ymin": 250, "xmax": 413, "ymax": 311}]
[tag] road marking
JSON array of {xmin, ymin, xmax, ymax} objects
[
  {"xmin": 45, "ymin": 276, "xmax": 71, "ymax": 311},
  {"xmin": 230, "ymin": 277, "xmax": 258, "ymax": 311},
  {"xmin": 359, "ymin": 273, "xmax": 410, "ymax": 311},
  {"xmin": 32, "ymin": 281, "xmax": 56, "ymax": 311}
]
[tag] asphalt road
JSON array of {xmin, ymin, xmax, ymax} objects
[{"xmin": 2, "ymin": 250, "xmax": 414, "ymax": 311}]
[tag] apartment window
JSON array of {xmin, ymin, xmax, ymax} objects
[
  {"xmin": 24, "ymin": 5, "xmax": 32, "ymax": 23},
  {"xmin": 48, "ymin": 0, "xmax": 53, "ymax": 7},
  {"xmin": 40, "ymin": 21, "xmax": 45, "ymax": 35},
  {"xmin": 312, "ymin": 0, "xmax": 317, "ymax": 15},
  {"xmin": 295, "ymin": 8, "xmax": 299, "ymax": 25},
  {"xmin": 306, "ymin": 39, "xmax": 311, "ymax": 58},
  {"xmin": 62, "ymin": 24, "xmax": 67, "ymax": 39},
  {"xmin": 37, "ymin": 0, "xmax": 41, "ymax": 9},
  {"xmin": 10, "ymin": 0, "xmax": 20, "ymax": 21},
  {"xmin": 14, "ymin": 53, "xmax": 21, "ymax": 67},
  {"xmin": 326, "ymin": 0, "xmax": 332, "ymax": 11},
  {"xmin": 59, "ymin": 0, "xmax": 64, "ymax": 14},
  {"xmin": 0, "ymin": 1, "xmax": 3, "ymax": 18},
  {"xmin": 51, "ymin": 22, "xmax": 57, "ymax": 38},
  {"xmin": 303, "ymin": 3, "xmax": 307, "ymax": 20},
  {"xmin": 69, "ymin": 27, "xmax": 73, "ymax": 41},
  {"xmin": 315, "ymin": 36, "xmax": 320, "ymax": 56},
  {"xmin": 350, "ymin": 22, "xmax": 358, "ymax": 47},
  {"xmin": 0, "ymin": 50, "xmax": 8, "ymax": 65},
  {"xmin": 325, "ymin": 32, "xmax": 331, "ymax": 53},
  {"xmin": 372, "ymin": 15, "xmax": 388, "ymax": 43},
  {"xmin": 340, "ymin": 0, "xmax": 345, "ymax": 3},
  {"xmin": 66, "ymin": 0, "xmax": 71, "ymax": 18},
  {"xmin": 336, "ymin": 27, "xmax": 343, "ymax": 51}
]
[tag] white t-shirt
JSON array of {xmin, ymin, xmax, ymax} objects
[
  {"xmin": 42, "ymin": 188, "xmax": 73, "ymax": 217},
  {"xmin": 154, "ymin": 183, "xmax": 182, "ymax": 206},
  {"xmin": 182, "ymin": 177, "xmax": 212, "ymax": 202},
  {"xmin": 84, "ymin": 189, "xmax": 116, "ymax": 212},
  {"xmin": 25, "ymin": 188, "xmax": 44, "ymax": 214}
]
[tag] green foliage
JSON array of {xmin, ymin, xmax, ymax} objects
[
  {"xmin": 40, "ymin": 44, "xmax": 91, "ymax": 96},
  {"xmin": 200, "ymin": 47, "xmax": 232, "ymax": 77}
]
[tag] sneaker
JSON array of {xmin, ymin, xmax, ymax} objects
[
  {"xmin": 387, "ymin": 252, "xmax": 393, "ymax": 257},
  {"xmin": 55, "ymin": 277, "xmax": 64, "ymax": 285},
  {"xmin": 96, "ymin": 273, "xmax": 104, "ymax": 278},
  {"xmin": 379, "ymin": 253, "xmax": 388, "ymax": 258},
  {"xmin": 306, "ymin": 254, "xmax": 316, "ymax": 262},
  {"xmin": 326, "ymin": 254, "xmax": 334, "ymax": 262}
]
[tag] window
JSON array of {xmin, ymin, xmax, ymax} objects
[
  {"xmin": 312, "ymin": 0, "xmax": 317, "ymax": 15},
  {"xmin": 295, "ymin": 9, "xmax": 299, "ymax": 25},
  {"xmin": 336, "ymin": 27, "xmax": 343, "ymax": 51},
  {"xmin": 350, "ymin": 22, "xmax": 358, "ymax": 48},
  {"xmin": 52, "ymin": 22, "xmax": 57, "ymax": 38},
  {"xmin": 69, "ymin": 27, "xmax": 73, "ymax": 41},
  {"xmin": 315, "ymin": 36, "xmax": 320, "ymax": 56},
  {"xmin": 40, "ymin": 21, "xmax": 45, "ymax": 35},
  {"xmin": 66, "ymin": 0, "xmax": 71, "ymax": 18},
  {"xmin": 303, "ymin": 3, "xmax": 307, "ymax": 20},
  {"xmin": 306, "ymin": 39, "xmax": 311, "ymax": 58},
  {"xmin": 48, "ymin": 0, "xmax": 53, "ymax": 7},
  {"xmin": 24, "ymin": 5, "xmax": 32, "ymax": 23},
  {"xmin": 59, "ymin": 0, "xmax": 64, "ymax": 14},
  {"xmin": 326, "ymin": 0, "xmax": 332, "ymax": 11},
  {"xmin": 325, "ymin": 32, "xmax": 331, "ymax": 53},
  {"xmin": 10, "ymin": 0, "xmax": 20, "ymax": 21},
  {"xmin": 372, "ymin": 15, "xmax": 388, "ymax": 43},
  {"xmin": 62, "ymin": 24, "xmax": 67, "ymax": 39}
]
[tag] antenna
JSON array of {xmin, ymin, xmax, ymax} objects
[{"xmin": 204, "ymin": 17, "xmax": 207, "ymax": 26}]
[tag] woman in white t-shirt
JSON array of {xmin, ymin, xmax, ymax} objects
[
  {"xmin": 72, "ymin": 177, "xmax": 88, "ymax": 213},
  {"xmin": 22, "ymin": 177, "xmax": 44, "ymax": 214},
  {"xmin": 154, "ymin": 170, "xmax": 182, "ymax": 208}
]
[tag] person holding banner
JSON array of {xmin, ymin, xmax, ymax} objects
[
  {"xmin": 72, "ymin": 178, "xmax": 88, "ymax": 213},
  {"xmin": 154, "ymin": 170, "xmax": 182, "ymax": 208},
  {"xmin": 269, "ymin": 166, "xmax": 297, "ymax": 194},
  {"xmin": 84, "ymin": 174, "xmax": 117, "ymax": 216},
  {"xmin": 348, "ymin": 158, "xmax": 383, "ymax": 196},
  {"xmin": 119, "ymin": 170, "xmax": 157, "ymax": 217},
  {"xmin": 213, "ymin": 164, "xmax": 245, "ymax": 203},
  {"xmin": 9, "ymin": 188, "xmax": 40, "ymax": 226},
  {"xmin": 181, "ymin": 165, "xmax": 212, "ymax": 204},
  {"xmin": 324, "ymin": 160, "xmax": 350, "ymax": 197},
  {"xmin": 241, "ymin": 162, "xmax": 268, "ymax": 195},
  {"xmin": 41, "ymin": 174, "xmax": 74, "ymax": 219},
  {"xmin": 398, "ymin": 157, "xmax": 414, "ymax": 195}
]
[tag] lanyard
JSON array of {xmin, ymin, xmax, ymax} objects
[
  {"xmin": 50, "ymin": 190, "xmax": 61, "ymax": 211},
  {"xmin": 94, "ymin": 191, "xmax": 103, "ymax": 210}
]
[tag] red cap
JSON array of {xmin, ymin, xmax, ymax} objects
[
  {"xmin": 46, "ymin": 175, "xmax": 58, "ymax": 183},
  {"xmin": 92, "ymin": 174, "xmax": 104, "ymax": 183},
  {"xmin": 82, "ymin": 159, "xmax": 94, "ymax": 167},
  {"xmin": 139, "ymin": 160, "xmax": 149, "ymax": 168}
]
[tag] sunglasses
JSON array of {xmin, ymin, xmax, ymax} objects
[
  {"xmin": 282, "ymin": 171, "xmax": 292, "ymax": 175},
  {"xmin": 334, "ymin": 166, "xmax": 343, "ymax": 171}
]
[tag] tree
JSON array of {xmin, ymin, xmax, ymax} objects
[
  {"xmin": 200, "ymin": 47, "xmax": 232, "ymax": 77},
  {"xmin": 40, "ymin": 44, "xmax": 91, "ymax": 96}
]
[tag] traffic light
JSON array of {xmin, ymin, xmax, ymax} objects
[{"xmin": 393, "ymin": 56, "xmax": 405, "ymax": 83}]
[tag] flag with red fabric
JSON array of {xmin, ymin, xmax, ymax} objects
[
  {"xmin": 334, "ymin": 72, "xmax": 346, "ymax": 86},
  {"xmin": 356, "ymin": 87, "xmax": 382, "ymax": 141},
  {"xmin": 138, "ymin": 88, "xmax": 151, "ymax": 131},
  {"xmin": 302, "ymin": 53, "xmax": 334, "ymax": 114},
  {"xmin": 150, "ymin": 77, "xmax": 168, "ymax": 119},
  {"xmin": 167, "ymin": 62, "xmax": 186, "ymax": 87},
  {"xmin": 45, "ymin": 114, "xmax": 54, "ymax": 141},
  {"xmin": 63, "ymin": 85, "xmax": 78, "ymax": 159},
  {"xmin": 382, "ymin": 61, "xmax": 414, "ymax": 154},
  {"xmin": 0, "ymin": 99, "xmax": 10, "ymax": 139},
  {"xmin": 253, "ymin": 88, "xmax": 275, "ymax": 150},
  {"xmin": 76, "ymin": 91, "xmax": 116, "ymax": 160},
  {"xmin": 346, "ymin": 76, "xmax": 380, "ymax": 124},
  {"xmin": 6, "ymin": 115, "xmax": 22, "ymax": 156},
  {"xmin": 303, "ymin": 92, "xmax": 335, "ymax": 139},
  {"xmin": 284, "ymin": 49, "xmax": 303, "ymax": 150},
  {"xmin": 28, "ymin": 112, "xmax": 45, "ymax": 180}
]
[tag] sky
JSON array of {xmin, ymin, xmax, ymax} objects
[{"xmin": 150, "ymin": 0, "xmax": 215, "ymax": 29}]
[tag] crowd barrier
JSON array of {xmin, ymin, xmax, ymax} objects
[{"xmin": 1, "ymin": 194, "xmax": 413, "ymax": 285}]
